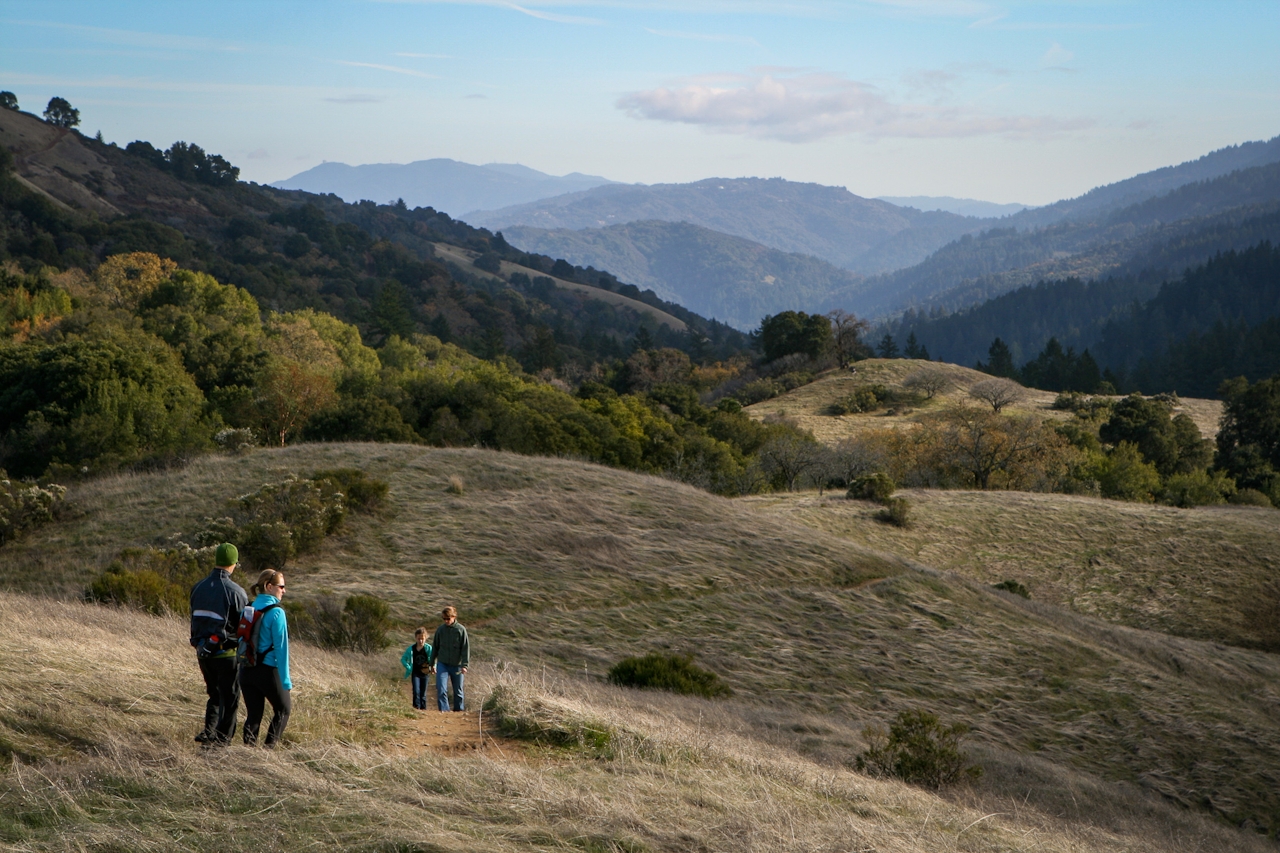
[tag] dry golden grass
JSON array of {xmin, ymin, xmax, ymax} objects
[
  {"xmin": 744, "ymin": 359, "xmax": 1223, "ymax": 443},
  {"xmin": 746, "ymin": 488, "xmax": 1280, "ymax": 648},
  {"xmin": 4, "ymin": 444, "xmax": 1280, "ymax": 848},
  {"xmin": 0, "ymin": 592, "xmax": 1269, "ymax": 853}
]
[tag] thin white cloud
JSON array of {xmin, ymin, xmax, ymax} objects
[
  {"xmin": 618, "ymin": 70, "xmax": 1093, "ymax": 142},
  {"xmin": 644, "ymin": 27, "xmax": 761, "ymax": 46},
  {"xmin": 337, "ymin": 61, "xmax": 439, "ymax": 78},
  {"xmin": 506, "ymin": 2, "xmax": 604, "ymax": 23},
  {"xmin": 325, "ymin": 94, "xmax": 385, "ymax": 103},
  {"xmin": 1, "ymin": 18, "xmax": 247, "ymax": 51},
  {"xmin": 1040, "ymin": 42, "xmax": 1074, "ymax": 67}
]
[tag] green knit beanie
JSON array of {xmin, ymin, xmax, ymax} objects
[{"xmin": 215, "ymin": 542, "xmax": 239, "ymax": 568}]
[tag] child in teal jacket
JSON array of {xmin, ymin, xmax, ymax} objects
[{"xmin": 401, "ymin": 627, "xmax": 432, "ymax": 710}]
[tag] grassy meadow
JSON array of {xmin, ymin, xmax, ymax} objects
[
  {"xmin": 1, "ymin": 443, "xmax": 1279, "ymax": 850},
  {"xmin": 744, "ymin": 358, "xmax": 1224, "ymax": 442}
]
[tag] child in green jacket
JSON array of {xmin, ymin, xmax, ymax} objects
[{"xmin": 401, "ymin": 628, "xmax": 432, "ymax": 711}]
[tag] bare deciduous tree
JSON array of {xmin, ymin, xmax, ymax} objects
[
  {"xmin": 757, "ymin": 433, "xmax": 824, "ymax": 491},
  {"xmin": 904, "ymin": 369, "xmax": 952, "ymax": 400},
  {"xmin": 968, "ymin": 378, "xmax": 1025, "ymax": 413},
  {"xmin": 827, "ymin": 309, "xmax": 871, "ymax": 369}
]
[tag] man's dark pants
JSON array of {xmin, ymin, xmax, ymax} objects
[{"xmin": 197, "ymin": 655, "xmax": 240, "ymax": 742}]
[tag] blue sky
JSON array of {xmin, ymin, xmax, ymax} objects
[{"xmin": 3, "ymin": 0, "xmax": 1278, "ymax": 205}]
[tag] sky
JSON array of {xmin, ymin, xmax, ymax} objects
[{"xmin": 2, "ymin": 0, "xmax": 1278, "ymax": 206}]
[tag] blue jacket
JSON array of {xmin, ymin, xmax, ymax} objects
[
  {"xmin": 400, "ymin": 642, "xmax": 432, "ymax": 678},
  {"xmin": 249, "ymin": 593, "xmax": 291, "ymax": 690}
]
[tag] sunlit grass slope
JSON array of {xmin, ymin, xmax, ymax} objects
[
  {"xmin": 0, "ymin": 593, "xmax": 1270, "ymax": 853},
  {"xmin": 744, "ymin": 358, "xmax": 1224, "ymax": 443},
  {"xmin": 749, "ymin": 489, "xmax": 1280, "ymax": 648},
  {"xmin": 2, "ymin": 444, "xmax": 1279, "ymax": 847}
]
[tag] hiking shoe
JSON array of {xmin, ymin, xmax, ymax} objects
[{"xmin": 194, "ymin": 732, "xmax": 212, "ymax": 743}]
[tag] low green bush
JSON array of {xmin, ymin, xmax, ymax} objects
[
  {"xmin": 85, "ymin": 544, "xmax": 225, "ymax": 615},
  {"xmin": 847, "ymin": 472, "xmax": 896, "ymax": 503},
  {"xmin": 195, "ymin": 471, "xmax": 388, "ymax": 569},
  {"xmin": 286, "ymin": 593, "xmax": 394, "ymax": 654},
  {"xmin": 1159, "ymin": 470, "xmax": 1236, "ymax": 507},
  {"xmin": 992, "ymin": 579, "xmax": 1030, "ymax": 598},
  {"xmin": 607, "ymin": 652, "xmax": 732, "ymax": 699},
  {"xmin": 856, "ymin": 709, "xmax": 981, "ymax": 788},
  {"xmin": 877, "ymin": 497, "xmax": 911, "ymax": 527},
  {"xmin": 1230, "ymin": 488, "xmax": 1274, "ymax": 507},
  {"xmin": 828, "ymin": 384, "xmax": 889, "ymax": 415},
  {"xmin": 0, "ymin": 475, "xmax": 67, "ymax": 546},
  {"xmin": 311, "ymin": 467, "xmax": 389, "ymax": 512}
]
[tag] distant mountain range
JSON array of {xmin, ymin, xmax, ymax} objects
[
  {"xmin": 272, "ymin": 159, "xmax": 615, "ymax": 218},
  {"xmin": 501, "ymin": 219, "xmax": 863, "ymax": 330},
  {"xmin": 470, "ymin": 177, "xmax": 986, "ymax": 275},
  {"xmin": 877, "ymin": 196, "xmax": 1028, "ymax": 218}
]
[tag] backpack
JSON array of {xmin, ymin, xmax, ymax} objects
[{"xmin": 235, "ymin": 603, "xmax": 279, "ymax": 668}]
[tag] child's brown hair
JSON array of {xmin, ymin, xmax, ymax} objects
[{"xmin": 414, "ymin": 626, "xmax": 427, "ymax": 638}]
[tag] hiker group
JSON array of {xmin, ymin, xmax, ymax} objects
[{"xmin": 190, "ymin": 542, "xmax": 470, "ymax": 749}]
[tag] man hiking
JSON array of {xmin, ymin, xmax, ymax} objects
[
  {"xmin": 189, "ymin": 543, "xmax": 247, "ymax": 746},
  {"xmin": 429, "ymin": 605, "xmax": 469, "ymax": 712}
]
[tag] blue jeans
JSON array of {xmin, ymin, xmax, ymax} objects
[
  {"xmin": 436, "ymin": 664, "xmax": 464, "ymax": 711},
  {"xmin": 411, "ymin": 674, "xmax": 429, "ymax": 710}
]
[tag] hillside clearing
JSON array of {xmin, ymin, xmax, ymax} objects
[
  {"xmin": 2, "ymin": 444, "xmax": 1280, "ymax": 846},
  {"xmin": 745, "ymin": 359, "xmax": 1223, "ymax": 443}
]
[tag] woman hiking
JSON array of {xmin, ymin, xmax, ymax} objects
[{"xmin": 240, "ymin": 569, "xmax": 292, "ymax": 748}]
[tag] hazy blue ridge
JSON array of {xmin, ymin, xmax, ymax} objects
[
  {"xmin": 877, "ymin": 196, "xmax": 1028, "ymax": 218},
  {"xmin": 466, "ymin": 177, "xmax": 985, "ymax": 274},
  {"xmin": 271, "ymin": 159, "xmax": 615, "ymax": 220},
  {"xmin": 1007, "ymin": 134, "xmax": 1280, "ymax": 229},
  {"xmin": 875, "ymin": 207, "xmax": 1280, "ymax": 377},
  {"xmin": 836, "ymin": 159, "xmax": 1280, "ymax": 320},
  {"xmin": 502, "ymin": 219, "xmax": 863, "ymax": 331}
]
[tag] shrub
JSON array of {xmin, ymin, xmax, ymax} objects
[
  {"xmin": 1159, "ymin": 470, "xmax": 1236, "ymax": 507},
  {"xmin": 607, "ymin": 652, "xmax": 732, "ymax": 699},
  {"xmin": 877, "ymin": 497, "xmax": 911, "ymax": 528},
  {"xmin": 311, "ymin": 468, "xmax": 389, "ymax": 512},
  {"xmin": 287, "ymin": 593, "xmax": 394, "ymax": 654},
  {"xmin": 736, "ymin": 378, "xmax": 784, "ymax": 405},
  {"xmin": 0, "ymin": 475, "xmax": 67, "ymax": 545},
  {"xmin": 1229, "ymin": 488, "xmax": 1274, "ymax": 507},
  {"xmin": 992, "ymin": 579, "xmax": 1030, "ymax": 598},
  {"xmin": 214, "ymin": 427, "xmax": 257, "ymax": 454},
  {"xmin": 446, "ymin": 475, "xmax": 465, "ymax": 495},
  {"xmin": 828, "ymin": 384, "xmax": 890, "ymax": 415},
  {"xmin": 847, "ymin": 472, "xmax": 896, "ymax": 504},
  {"xmin": 195, "ymin": 475, "xmax": 354, "ymax": 569},
  {"xmin": 856, "ymin": 709, "xmax": 981, "ymax": 788},
  {"xmin": 86, "ymin": 544, "xmax": 222, "ymax": 615}
]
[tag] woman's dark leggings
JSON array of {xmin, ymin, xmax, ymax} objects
[{"xmin": 240, "ymin": 664, "xmax": 291, "ymax": 747}]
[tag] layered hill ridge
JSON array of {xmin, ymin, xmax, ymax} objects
[
  {"xmin": 272, "ymin": 158, "xmax": 616, "ymax": 217},
  {"xmin": 501, "ymin": 219, "xmax": 864, "ymax": 329},
  {"xmin": 467, "ymin": 176, "xmax": 986, "ymax": 274},
  {"xmin": 2, "ymin": 442, "xmax": 1280, "ymax": 849}
]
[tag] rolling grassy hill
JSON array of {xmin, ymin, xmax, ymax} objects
[
  {"xmin": 2, "ymin": 442, "xmax": 1280, "ymax": 849},
  {"xmin": 742, "ymin": 358, "xmax": 1222, "ymax": 444}
]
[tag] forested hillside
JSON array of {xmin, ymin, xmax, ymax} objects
[
  {"xmin": 0, "ymin": 108, "xmax": 845, "ymax": 489},
  {"xmin": 502, "ymin": 219, "xmax": 863, "ymax": 329},
  {"xmin": 831, "ymin": 160, "xmax": 1280, "ymax": 319}
]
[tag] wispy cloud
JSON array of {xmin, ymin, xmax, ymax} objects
[
  {"xmin": 970, "ymin": 13, "xmax": 1140, "ymax": 31},
  {"xmin": 2, "ymin": 18, "xmax": 246, "ymax": 51},
  {"xmin": 337, "ymin": 61, "xmax": 439, "ymax": 78},
  {"xmin": 378, "ymin": 0, "xmax": 603, "ymax": 23},
  {"xmin": 1040, "ymin": 41, "xmax": 1077, "ymax": 72},
  {"xmin": 618, "ymin": 69, "xmax": 1093, "ymax": 142},
  {"xmin": 644, "ymin": 27, "xmax": 760, "ymax": 46},
  {"xmin": 324, "ymin": 94, "xmax": 384, "ymax": 104}
]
